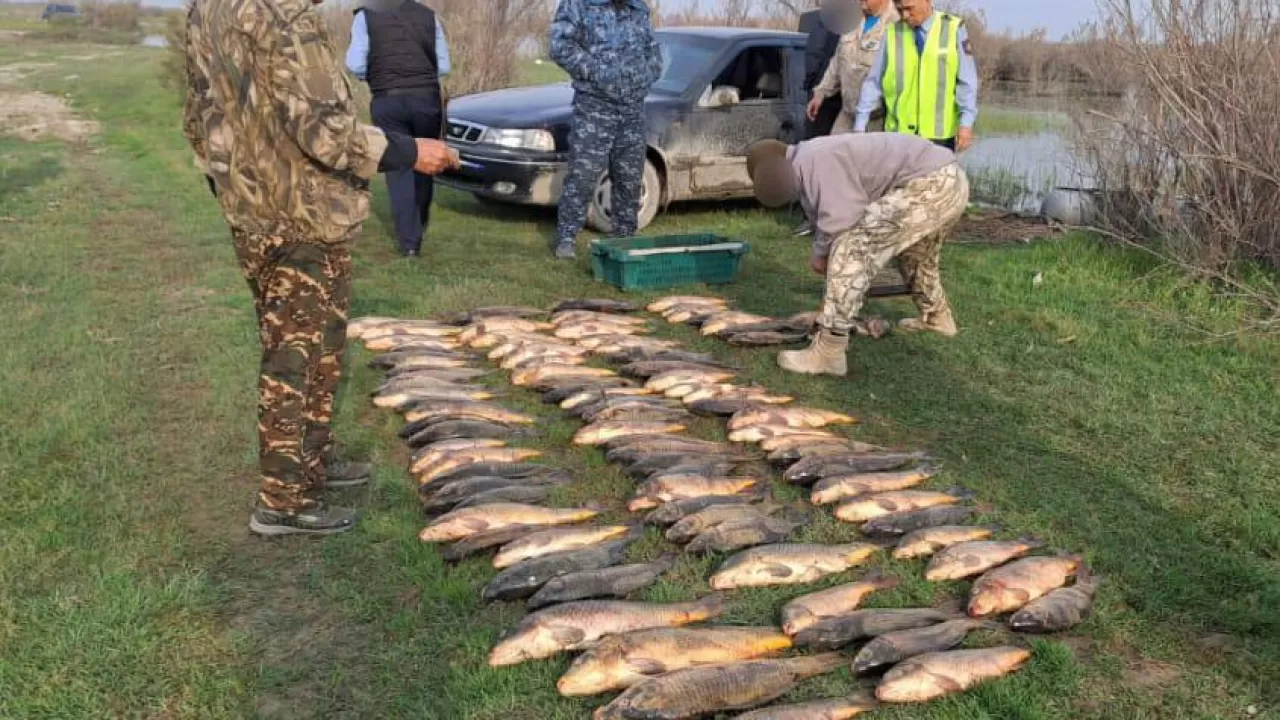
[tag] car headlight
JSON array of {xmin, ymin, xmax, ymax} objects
[{"xmin": 481, "ymin": 128, "xmax": 556, "ymax": 152}]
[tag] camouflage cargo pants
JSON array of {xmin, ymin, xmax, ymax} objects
[
  {"xmin": 557, "ymin": 96, "xmax": 647, "ymax": 243},
  {"xmin": 818, "ymin": 163, "xmax": 969, "ymax": 334},
  {"xmin": 232, "ymin": 231, "xmax": 352, "ymax": 512}
]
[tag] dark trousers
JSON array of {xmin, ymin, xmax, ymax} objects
[
  {"xmin": 803, "ymin": 95, "xmax": 842, "ymax": 139},
  {"xmin": 932, "ymin": 137, "xmax": 957, "ymax": 151},
  {"xmin": 371, "ymin": 92, "xmax": 442, "ymax": 254}
]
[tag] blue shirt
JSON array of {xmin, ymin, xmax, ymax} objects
[
  {"xmin": 345, "ymin": 12, "xmax": 451, "ymax": 80},
  {"xmin": 862, "ymin": 15, "xmax": 880, "ymax": 34},
  {"xmin": 854, "ymin": 11, "xmax": 978, "ymax": 133}
]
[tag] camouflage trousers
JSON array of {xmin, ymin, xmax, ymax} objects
[
  {"xmin": 231, "ymin": 230, "xmax": 352, "ymax": 512},
  {"xmin": 557, "ymin": 96, "xmax": 647, "ymax": 243},
  {"xmin": 818, "ymin": 163, "xmax": 969, "ymax": 334}
]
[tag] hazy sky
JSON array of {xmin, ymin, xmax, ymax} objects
[
  {"xmin": 134, "ymin": 0, "xmax": 1101, "ymax": 40},
  {"xmin": 959, "ymin": 0, "xmax": 1100, "ymax": 39}
]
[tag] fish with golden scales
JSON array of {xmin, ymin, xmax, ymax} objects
[
  {"xmin": 592, "ymin": 653, "xmax": 847, "ymax": 720},
  {"xmin": 875, "ymin": 647, "xmax": 1032, "ymax": 703},
  {"xmin": 488, "ymin": 595, "xmax": 727, "ymax": 666},
  {"xmin": 557, "ymin": 625, "xmax": 792, "ymax": 696}
]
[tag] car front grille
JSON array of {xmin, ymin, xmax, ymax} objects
[{"xmin": 446, "ymin": 120, "xmax": 487, "ymax": 144}]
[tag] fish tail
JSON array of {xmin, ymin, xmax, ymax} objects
[
  {"xmin": 788, "ymin": 651, "xmax": 847, "ymax": 678},
  {"xmin": 687, "ymin": 592, "xmax": 728, "ymax": 620}
]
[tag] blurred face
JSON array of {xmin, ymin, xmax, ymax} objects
[
  {"xmin": 895, "ymin": 0, "xmax": 933, "ymax": 26},
  {"xmin": 861, "ymin": 0, "xmax": 889, "ymax": 15}
]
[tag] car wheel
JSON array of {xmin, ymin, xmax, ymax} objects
[{"xmin": 586, "ymin": 159, "xmax": 661, "ymax": 235}]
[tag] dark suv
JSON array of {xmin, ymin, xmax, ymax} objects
[
  {"xmin": 41, "ymin": 4, "xmax": 80, "ymax": 21},
  {"xmin": 438, "ymin": 27, "xmax": 808, "ymax": 233}
]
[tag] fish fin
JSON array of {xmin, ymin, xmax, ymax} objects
[
  {"xmin": 1017, "ymin": 536, "xmax": 1047, "ymax": 549},
  {"xmin": 693, "ymin": 592, "xmax": 729, "ymax": 617},
  {"xmin": 551, "ymin": 627, "xmax": 588, "ymax": 646},
  {"xmin": 863, "ymin": 535, "xmax": 901, "ymax": 550},
  {"xmin": 763, "ymin": 563, "xmax": 794, "ymax": 578},
  {"xmin": 935, "ymin": 597, "xmax": 968, "ymax": 617},
  {"xmin": 626, "ymin": 657, "xmax": 668, "ymax": 675},
  {"xmin": 652, "ymin": 552, "xmax": 680, "ymax": 571},
  {"xmin": 790, "ymin": 651, "xmax": 847, "ymax": 677},
  {"xmin": 861, "ymin": 570, "xmax": 903, "ymax": 590},
  {"xmin": 1075, "ymin": 564, "xmax": 1102, "ymax": 586},
  {"xmin": 974, "ymin": 620, "xmax": 1008, "ymax": 633},
  {"xmin": 843, "ymin": 694, "xmax": 881, "ymax": 711}
]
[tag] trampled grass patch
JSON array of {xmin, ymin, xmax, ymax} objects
[{"xmin": 0, "ymin": 41, "xmax": 1277, "ymax": 720}]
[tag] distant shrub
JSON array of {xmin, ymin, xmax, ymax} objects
[{"xmin": 82, "ymin": 0, "xmax": 141, "ymax": 32}]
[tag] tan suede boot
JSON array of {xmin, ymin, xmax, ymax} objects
[
  {"xmin": 778, "ymin": 329, "xmax": 849, "ymax": 377},
  {"xmin": 899, "ymin": 306, "xmax": 958, "ymax": 337}
]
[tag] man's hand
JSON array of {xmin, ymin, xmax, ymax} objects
[
  {"xmin": 810, "ymin": 254, "xmax": 828, "ymax": 276},
  {"xmin": 413, "ymin": 139, "xmax": 460, "ymax": 175},
  {"xmin": 956, "ymin": 127, "xmax": 974, "ymax": 153},
  {"xmin": 806, "ymin": 93, "xmax": 825, "ymax": 122}
]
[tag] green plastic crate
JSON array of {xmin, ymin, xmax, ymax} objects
[{"xmin": 589, "ymin": 234, "xmax": 751, "ymax": 291}]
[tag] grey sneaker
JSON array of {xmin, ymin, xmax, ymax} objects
[
  {"xmin": 554, "ymin": 242, "xmax": 576, "ymax": 260},
  {"xmin": 325, "ymin": 460, "xmax": 373, "ymax": 488},
  {"xmin": 249, "ymin": 503, "xmax": 359, "ymax": 536},
  {"xmin": 792, "ymin": 221, "xmax": 813, "ymax": 237}
]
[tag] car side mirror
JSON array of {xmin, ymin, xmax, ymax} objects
[{"xmin": 701, "ymin": 86, "xmax": 741, "ymax": 109}]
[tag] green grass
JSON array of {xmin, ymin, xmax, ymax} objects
[
  {"xmin": 517, "ymin": 57, "xmax": 570, "ymax": 87},
  {"xmin": 1, "ymin": 40, "xmax": 1278, "ymax": 720},
  {"xmin": 975, "ymin": 105, "xmax": 1070, "ymax": 137}
]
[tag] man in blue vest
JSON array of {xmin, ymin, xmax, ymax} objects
[
  {"xmin": 346, "ymin": 0, "xmax": 451, "ymax": 257},
  {"xmin": 853, "ymin": 0, "xmax": 979, "ymax": 152}
]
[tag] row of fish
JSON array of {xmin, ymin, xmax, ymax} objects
[
  {"xmin": 356, "ymin": 309, "xmax": 690, "ymax": 616},
  {"xmin": 645, "ymin": 295, "xmax": 889, "ymax": 346},
  {"xmin": 352, "ymin": 298, "xmax": 1097, "ymax": 718},
  {"xmin": 521, "ymin": 299, "xmax": 1046, "ymax": 714}
]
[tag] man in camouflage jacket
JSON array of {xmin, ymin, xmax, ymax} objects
[
  {"xmin": 182, "ymin": 0, "xmax": 458, "ymax": 535},
  {"xmin": 549, "ymin": 0, "xmax": 663, "ymax": 259}
]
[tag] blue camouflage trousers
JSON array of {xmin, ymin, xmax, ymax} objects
[{"xmin": 557, "ymin": 96, "xmax": 647, "ymax": 244}]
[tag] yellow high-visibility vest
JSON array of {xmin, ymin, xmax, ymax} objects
[{"xmin": 882, "ymin": 12, "xmax": 962, "ymax": 140}]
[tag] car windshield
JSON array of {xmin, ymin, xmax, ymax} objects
[{"xmin": 652, "ymin": 35, "xmax": 720, "ymax": 94}]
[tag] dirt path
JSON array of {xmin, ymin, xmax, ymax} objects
[{"xmin": 0, "ymin": 60, "xmax": 98, "ymax": 141}]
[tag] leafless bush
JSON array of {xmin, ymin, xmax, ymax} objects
[
  {"xmin": 662, "ymin": 0, "xmax": 800, "ymax": 29},
  {"xmin": 81, "ymin": 0, "xmax": 141, "ymax": 31},
  {"xmin": 423, "ymin": 0, "xmax": 555, "ymax": 96},
  {"xmin": 1074, "ymin": 0, "xmax": 1280, "ymax": 317}
]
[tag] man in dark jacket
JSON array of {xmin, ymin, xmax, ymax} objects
[
  {"xmin": 346, "ymin": 0, "xmax": 450, "ymax": 257},
  {"xmin": 550, "ymin": 0, "xmax": 663, "ymax": 260},
  {"xmin": 798, "ymin": 2, "xmax": 843, "ymax": 139}
]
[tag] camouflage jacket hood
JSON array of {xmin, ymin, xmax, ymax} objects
[
  {"xmin": 550, "ymin": 0, "xmax": 663, "ymax": 107},
  {"xmin": 183, "ymin": 0, "xmax": 389, "ymax": 244}
]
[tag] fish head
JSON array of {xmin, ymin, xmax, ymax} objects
[
  {"xmin": 557, "ymin": 644, "xmax": 642, "ymax": 696},
  {"xmin": 874, "ymin": 661, "xmax": 949, "ymax": 703},
  {"xmin": 851, "ymin": 640, "xmax": 896, "ymax": 675},
  {"xmin": 791, "ymin": 618, "xmax": 852, "ymax": 650},
  {"xmin": 488, "ymin": 622, "xmax": 583, "ymax": 667},
  {"xmin": 966, "ymin": 591, "xmax": 1002, "ymax": 618},
  {"xmin": 780, "ymin": 606, "xmax": 815, "ymax": 636}
]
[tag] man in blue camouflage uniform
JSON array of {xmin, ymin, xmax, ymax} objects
[{"xmin": 550, "ymin": 0, "xmax": 663, "ymax": 259}]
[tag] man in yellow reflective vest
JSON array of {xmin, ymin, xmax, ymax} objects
[{"xmin": 853, "ymin": 0, "xmax": 979, "ymax": 152}]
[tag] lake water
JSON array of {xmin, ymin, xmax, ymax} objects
[
  {"xmin": 959, "ymin": 92, "xmax": 1115, "ymax": 214},
  {"xmin": 961, "ymin": 130, "xmax": 1095, "ymax": 214}
]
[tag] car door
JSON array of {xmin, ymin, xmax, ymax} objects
[{"xmin": 674, "ymin": 42, "xmax": 801, "ymax": 199}]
